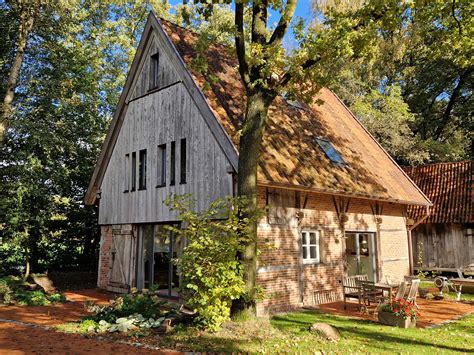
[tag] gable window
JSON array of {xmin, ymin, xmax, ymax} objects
[
  {"xmin": 124, "ymin": 153, "xmax": 130, "ymax": 193},
  {"xmin": 149, "ymin": 52, "xmax": 159, "ymax": 90},
  {"xmin": 131, "ymin": 151, "xmax": 137, "ymax": 191},
  {"xmin": 138, "ymin": 149, "xmax": 147, "ymax": 190},
  {"xmin": 157, "ymin": 144, "xmax": 166, "ymax": 187},
  {"xmin": 180, "ymin": 138, "xmax": 186, "ymax": 184},
  {"xmin": 170, "ymin": 141, "xmax": 176, "ymax": 186},
  {"xmin": 315, "ymin": 137, "xmax": 346, "ymax": 165},
  {"xmin": 302, "ymin": 230, "xmax": 320, "ymax": 264}
]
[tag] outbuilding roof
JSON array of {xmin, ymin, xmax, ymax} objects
[
  {"xmin": 160, "ymin": 18, "xmax": 430, "ymax": 206},
  {"xmin": 404, "ymin": 161, "xmax": 473, "ymax": 223}
]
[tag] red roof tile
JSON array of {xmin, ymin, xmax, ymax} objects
[{"xmin": 404, "ymin": 161, "xmax": 473, "ymax": 223}]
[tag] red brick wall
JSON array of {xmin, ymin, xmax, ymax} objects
[
  {"xmin": 98, "ymin": 225, "xmax": 113, "ymax": 288},
  {"xmin": 256, "ymin": 187, "xmax": 410, "ymax": 315}
]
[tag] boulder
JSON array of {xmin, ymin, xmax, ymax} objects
[{"xmin": 309, "ymin": 323, "xmax": 340, "ymax": 341}]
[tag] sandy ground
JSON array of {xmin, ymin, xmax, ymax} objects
[{"xmin": 0, "ymin": 289, "xmax": 177, "ymax": 354}]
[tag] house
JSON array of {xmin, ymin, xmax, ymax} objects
[
  {"xmin": 85, "ymin": 13, "xmax": 431, "ymax": 315},
  {"xmin": 404, "ymin": 161, "xmax": 473, "ymax": 274}
]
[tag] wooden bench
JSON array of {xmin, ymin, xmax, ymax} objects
[{"xmin": 342, "ymin": 274, "xmax": 368, "ymax": 310}]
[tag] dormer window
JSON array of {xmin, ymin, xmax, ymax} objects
[
  {"xmin": 315, "ymin": 137, "xmax": 346, "ymax": 165},
  {"xmin": 149, "ymin": 52, "xmax": 159, "ymax": 90}
]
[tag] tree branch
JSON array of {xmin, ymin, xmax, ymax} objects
[
  {"xmin": 451, "ymin": 0, "xmax": 463, "ymax": 35},
  {"xmin": 434, "ymin": 66, "xmax": 473, "ymax": 139},
  {"xmin": 278, "ymin": 57, "xmax": 321, "ymax": 87},
  {"xmin": 268, "ymin": 0, "xmax": 298, "ymax": 46},
  {"xmin": 235, "ymin": 2, "xmax": 250, "ymax": 88}
]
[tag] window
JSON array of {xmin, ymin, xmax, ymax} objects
[
  {"xmin": 131, "ymin": 152, "xmax": 137, "ymax": 191},
  {"xmin": 138, "ymin": 149, "xmax": 147, "ymax": 190},
  {"xmin": 149, "ymin": 52, "xmax": 159, "ymax": 90},
  {"xmin": 180, "ymin": 138, "xmax": 186, "ymax": 184},
  {"xmin": 315, "ymin": 137, "xmax": 346, "ymax": 165},
  {"xmin": 124, "ymin": 153, "xmax": 130, "ymax": 193},
  {"xmin": 302, "ymin": 231, "xmax": 320, "ymax": 264},
  {"xmin": 157, "ymin": 144, "xmax": 166, "ymax": 187},
  {"xmin": 170, "ymin": 141, "xmax": 176, "ymax": 186},
  {"xmin": 282, "ymin": 92, "xmax": 305, "ymax": 110}
]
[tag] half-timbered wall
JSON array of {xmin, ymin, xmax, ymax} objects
[
  {"xmin": 98, "ymin": 33, "xmax": 233, "ymax": 225},
  {"xmin": 256, "ymin": 187, "xmax": 410, "ymax": 315}
]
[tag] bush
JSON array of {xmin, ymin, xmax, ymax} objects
[
  {"xmin": 0, "ymin": 275, "xmax": 66, "ymax": 306},
  {"xmin": 165, "ymin": 195, "xmax": 263, "ymax": 331},
  {"xmin": 87, "ymin": 292, "xmax": 170, "ymax": 323}
]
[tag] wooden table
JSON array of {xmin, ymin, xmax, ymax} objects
[
  {"xmin": 374, "ymin": 282, "xmax": 399, "ymax": 299},
  {"xmin": 450, "ymin": 278, "xmax": 474, "ymax": 301}
]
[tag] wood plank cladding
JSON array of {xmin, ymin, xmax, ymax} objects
[
  {"xmin": 404, "ymin": 161, "xmax": 473, "ymax": 223},
  {"xmin": 98, "ymin": 77, "xmax": 233, "ymax": 225}
]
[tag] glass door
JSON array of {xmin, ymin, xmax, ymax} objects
[
  {"xmin": 345, "ymin": 232, "xmax": 377, "ymax": 281},
  {"xmin": 137, "ymin": 224, "xmax": 181, "ymax": 297}
]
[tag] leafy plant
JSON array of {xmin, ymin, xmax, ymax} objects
[
  {"xmin": 379, "ymin": 298, "xmax": 420, "ymax": 320},
  {"xmin": 165, "ymin": 195, "xmax": 264, "ymax": 331},
  {"xmin": 87, "ymin": 293, "xmax": 170, "ymax": 323},
  {"xmin": 86, "ymin": 314, "xmax": 165, "ymax": 333}
]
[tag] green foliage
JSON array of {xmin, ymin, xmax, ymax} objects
[
  {"xmin": 165, "ymin": 195, "xmax": 264, "ymax": 331},
  {"xmin": 0, "ymin": 1, "xmax": 171, "ymax": 275},
  {"xmin": 86, "ymin": 292, "xmax": 172, "ymax": 323},
  {"xmin": 319, "ymin": 0, "xmax": 473, "ymax": 163},
  {"xmin": 0, "ymin": 275, "xmax": 66, "ymax": 305}
]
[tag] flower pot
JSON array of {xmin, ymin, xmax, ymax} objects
[{"xmin": 378, "ymin": 311, "xmax": 416, "ymax": 328}]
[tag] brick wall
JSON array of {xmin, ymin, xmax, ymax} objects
[
  {"xmin": 256, "ymin": 187, "xmax": 410, "ymax": 315},
  {"xmin": 98, "ymin": 225, "xmax": 113, "ymax": 288}
]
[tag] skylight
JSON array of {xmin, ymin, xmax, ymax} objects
[
  {"xmin": 282, "ymin": 92, "xmax": 305, "ymax": 110},
  {"xmin": 315, "ymin": 138, "xmax": 346, "ymax": 165}
]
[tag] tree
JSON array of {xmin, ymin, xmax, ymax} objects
[
  {"xmin": 0, "ymin": 0, "xmax": 42, "ymax": 147},
  {"xmin": 319, "ymin": 0, "xmax": 473, "ymax": 163},
  {"xmin": 0, "ymin": 1, "xmax": 171, "ymax": 276}
]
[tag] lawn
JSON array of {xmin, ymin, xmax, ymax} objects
[{"xmin": 80, "ymin": 310, "xmax": 473, "ymax": 353}]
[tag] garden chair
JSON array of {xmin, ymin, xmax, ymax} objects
[
  {"xmin": 395, "ymin": 281, "xmax": 407, "ymax": 299},
  {"xmin": 342, "ymin": 274, "xmax": 368, "ymax": 310},
  {"xmin": 406, "ymin": 279, "xmax": 420, "ymax": 305}
]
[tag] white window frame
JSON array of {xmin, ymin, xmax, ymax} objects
[{"xmin": 301, "ymin": 230, "xmax": 320, "ymax": 264}]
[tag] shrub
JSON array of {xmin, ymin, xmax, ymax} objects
[
  {"xmin": 87, "ymin": 292, "xmax": 169, "ymax": 323},
  {"xmin": 0, "ymin": 275, "xmax": 66, "ymax": 306},
  {"xmin": 165, "ymin": 195, "xmax": 263, "ymax": 331}
]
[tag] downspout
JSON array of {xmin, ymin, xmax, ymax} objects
[{"xmin": 407, "ymin": 205, "xmax": 430, "ymax": 275}]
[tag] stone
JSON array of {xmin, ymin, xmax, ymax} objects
[
  {"xmin": 309, "ymin": 323, "xmax": 340, "ymax": 341},
  {"xmin": 31, "ymin": 274, "xmax": 56, "ymax": 294}
]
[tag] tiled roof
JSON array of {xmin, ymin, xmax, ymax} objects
[
  {"xmin": 160, "ymin": 19, "xmax": 430, "ymax": 206},
  {"xmin": 404, "ymin": 161, "xmax": 473, "ymax": 223}
]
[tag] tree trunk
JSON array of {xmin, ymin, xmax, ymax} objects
[
  {"xmin": 232, "ymin": 90, "xmax": 273, "ymax": 315},
  {"xmin": 0, "ymin": 1, "xmax": 38, "ymax": 146}
]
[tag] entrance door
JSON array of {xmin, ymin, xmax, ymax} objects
[
  {"xmin": 345, "ymin": 232, "xmax": 377, "ymax": 281},
  {"xmin": 136, "ymin": 224, "xmax": 181, "ymax": 297}
]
